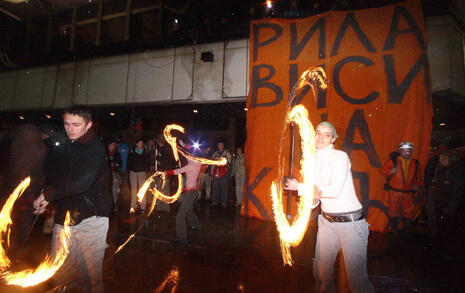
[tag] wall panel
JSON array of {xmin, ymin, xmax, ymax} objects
[
  {"xmin": 87, "ymin": 55, "xmax": 129, "ymax": 105},
  {"xmin": 54, "ymin": 63, "xmax": 75, "ymax": 108},
  {"xmin": 15, "ymin": 68, "xmax": 46, "ymax": 109},
  {"xmin": 132, "ymin": 49, "xmax": 174, "ymax": 103},
  {"xmin": 224, "ymin": 39, "xmax": 248, "ymax": 98},
  {"xmin": 193, "ymin": 42, "xmax": 224, "ymax": 101},
  {"xmin": 0, "ymin": 72, "xmax": 16, "ymax": 110},
  {"xmin": 172, "ymin": 46, "xmax": 194, "ymax": 101}
]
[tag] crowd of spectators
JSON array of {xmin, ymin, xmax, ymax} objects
[{"xmin": 0, "ymin": 109, "xmax": 463, "ymax": 264}]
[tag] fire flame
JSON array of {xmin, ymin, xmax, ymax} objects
[
  {"xmin": 153, "ymin": 266, "xmax": 179, "ymax": 293},
  {"xmin": 298, "ymin": 67, "xmax": 327, "ymax": 93},
  {"xmin": 129, "ymin": 207, "xmax": 135, "ymax": 214},
  {"xmin": 115, "ymin": 124, "xmax": 226, "ymax": 254},
  {"xmin": 271, "ymin": 106, "xmax": 316, "ymax": 265},
  {"xmin": 2, "ymin": 212, "xmax": 72, "ymax": 287},
  {"xmin": 271, "ymin": 67, "xmax": 327, "ymax": 266},
  {"xmin": 0, "ymin": 177, "xmax": 72, "ymax": 287},
  {"xmin": 0, "ymin": 177, "xmax": 31, "ymax": 269}
]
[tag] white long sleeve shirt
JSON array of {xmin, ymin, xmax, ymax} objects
[{"xmin": 298, "ymin": 144, "xmax": 362, "ymax": 214}]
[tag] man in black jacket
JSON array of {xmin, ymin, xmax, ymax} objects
[
  {"xmin": 128, "ymin": 139, "xmax": 151, "ymax": 213},
  {"xmin": 33, "ymin": 105, "xmax": 112, "ymax": 293}
]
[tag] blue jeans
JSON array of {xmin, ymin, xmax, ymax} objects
[{"xmin": 52, "ymin": 216, "xmax": 109, "ymax": 293}]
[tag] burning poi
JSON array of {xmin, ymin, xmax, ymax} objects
[
  {"xmin": 0, "ymin": 177, "xmax": 72, "ymax": 287},
  {"xmin": 270, "ymin": 67, "xmax": 328, "ymax": 265},
  {"xmin": 115, "ymin": 124, "xmax": 226, "ymax": 254}
]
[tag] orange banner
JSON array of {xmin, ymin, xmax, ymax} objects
[{"xmin": 244, "ymin": 0, "xmax": 432, "ymax": 231}]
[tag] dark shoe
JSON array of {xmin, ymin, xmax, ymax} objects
[
  {"xmin": 191, "ymin": 227, "xmax": 202, "ymax": 232},
  {"xmin": 172, "ymin": 239, "xmax": 187, "ymax": 247}
]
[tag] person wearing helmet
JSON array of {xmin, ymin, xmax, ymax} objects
[{"xmin": 381, "ymin": 141, "xmax": 422, "ymax": 237}]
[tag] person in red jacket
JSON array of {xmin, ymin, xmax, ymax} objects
[{"xmin": 381, "ymin": 141, "xmax": 422, "ymax": 236}]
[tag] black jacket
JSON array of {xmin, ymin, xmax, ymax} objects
[
  {"xmin": 155, "ymin": 143, "xmax": 177, "ymax": 171},
  {"xmin": 43, "ymin": 130, "xmax": 112, "ymax": 225},
  {"xmin": 128, "ymin": 149, "xmax": 151, "ymax": 172}
]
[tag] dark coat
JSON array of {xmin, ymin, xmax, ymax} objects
[
  {"xmin": 155, "ymin": 143, "xmax": 177, "ymax": 171},
  {"xmin": 128, "ymin": 149, "xmax": 151, "ymax": 172},
  {"xmin": 43, "ymin": 130, "xmax": 112, "ymax": 225},
  {"xmin": 0, "ymin": 124, "xmax": 46, "ymax": 251}
]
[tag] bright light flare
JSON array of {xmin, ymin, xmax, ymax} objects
[
  {"xmin": 271, "ymin": 67, "xmax": 327, "ymax": 266},
  {"xmin": 163, "ymin": 124, "xmax": 227, "ymax": 167},
  {"xmin": 2, "ymin": 212, "xmax": 72, "ymax": 287},
  {"xmin": 266, "ymin": 1, "xmax": 272, "ymax": 9},
  {"xmin": 129, "ymin": 207, "xmax": 135, "ymax": 214},
  {"xmin": 192, "ymin": 141, "xmax": 200, "ymax": 150}
]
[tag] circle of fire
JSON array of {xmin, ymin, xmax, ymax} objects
[
  {"xmin": 270, "ymin": 67, "xmax": 327, "ymax": 266},
  {"xmin": 271, "ymin": 106, "xmax": 316, "ymax": 266}
]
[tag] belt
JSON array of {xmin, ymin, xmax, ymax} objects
[
  {"xmin": 390, "ymin": 188, "xmax": 415, "ymax": 193},
  {"xmin": 322, "ymin": 211, "xmax": 364, "ymax": 223}
]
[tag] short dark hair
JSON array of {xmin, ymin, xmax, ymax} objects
[{"xmin": 63, "ymin": 105, "xmax": 92, "ymax": 123}]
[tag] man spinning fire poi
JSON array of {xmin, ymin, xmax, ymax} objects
[
  {"xmin": 33, "ymin": 105, "xmax": 112, "ymax": 293},
  {"xmin": 285, "ymin": 121, "xmax": 374, "ymax": 293}
]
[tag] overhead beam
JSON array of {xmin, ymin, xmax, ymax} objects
[
  {"xmin": 0, "ymin": 7, "xmax": 22, "ymax": 22},
  {"xmin": 47, "ymin": 14, "xmax": 53, "ymax": 53},
  {"xmin": 96, "ymin": 0, "xmax": 103, "ymax": 46},
  {"xmin": 60, "ymin": 5, "xmax": 159, "ymax": 30},
  {"xmin": 59, "ymin": 0, "xmax": 192, "ymax": 31},
  {"xmin": 124, "ymin": 0, "xmax": 132, "ymax": 42},
  {"xmin": 70, "ymin": 6, "xmax": 77, "ymax": 51}
]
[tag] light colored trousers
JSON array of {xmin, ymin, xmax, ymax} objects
[
  {"xmin": 234, "ymin": 175, "xmax": 245, "ymax": 205},
  {"xmin": 200, "ymin": 173, "xmax": 212, "ymax": 200},
  {"xmin": 112, "ymin": 180, "xmax": 120, "ymax": 211},
  {"xmin": 52, "ymin": 216, "xmax": 109, "ymax": 293},
  {"xmin": 314, "ymin": 215, "xmax": 374, "ymax": 293},
  {"xmin": 130, "ymin": 170, "xmax": 147, "ymax": 210},
  {"xmin": 154, "ymin": 176, "xmax": 170, "ymax": 212}
]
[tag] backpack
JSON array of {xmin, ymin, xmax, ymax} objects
[{"xmin": 384, "ymin": 151, "xmax": 419, "ymax": 191}]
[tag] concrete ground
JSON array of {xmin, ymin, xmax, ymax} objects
[{"xmin": 1, "ymin": 194, "xmax": 464, "ymax": 292}]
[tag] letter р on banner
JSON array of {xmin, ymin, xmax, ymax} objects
[{"xmin": 244, "ymin": 0, "xmax": 432, "ymax": 231}]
